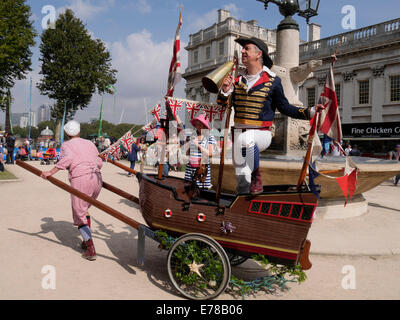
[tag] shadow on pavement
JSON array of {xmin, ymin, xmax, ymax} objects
[
  {"xmin": 9, "ymin": 217, "xmax": 138, "ymax": 275},
  {"xmin": 91, "ymin": 217, "xmax": 178, "ymax": 296},
  {"xmin": 368, "ymin": 202, "xmax": 400, "ymax": 213},
  {"xmin": 9, "ymin": 217, "xmax": 82, "ymax": 254}
]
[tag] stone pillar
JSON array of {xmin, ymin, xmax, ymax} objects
[
  {"xmin": 308, "ymin": 23, "xmax": 321, "ymax": 42},
  {"xmin": 371, "ymin": 66, "xmax": 386, "ymax": 122},
  {"xmin": 272, "ymin": 16, "xmax": 302, "ymax": 155},
  {"xmin": 274, "ymin": 16, "xmax": 302, "ymax": 106}
]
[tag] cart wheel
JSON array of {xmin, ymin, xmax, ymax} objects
[
  {"xmin": 226, "ymin": 251, "xmax": 249, "ymax": 266},
  {"xmin": 167, "ymin": 233, "xmax": 231, "ymax": 300}
]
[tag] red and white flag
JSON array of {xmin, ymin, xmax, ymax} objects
[
  {"xmin": 203, "ymin": 104, "xmax": 219, "ymax": 121},
  {"xmin": 150, "ymin": 103, "xmax": 161, "ymax": 122},
  {"xmin": 166, "ymin": 9, "xmax": 182, "ymax": 97},
  {"xmin": 186, "ymin": 102, "xmax": 202, "ymax": 120},
  {"xmin": 167, "ymin": 98, "xmax": 184, "ymax": 117},
  {"xmin": 216, "ymin": 105, "xmax": 226, "ymax": 121},
  {"xmin": 143, "ymin": 119, "xmax": 157, "ymax": 132},
  {"xmin": 108, "ymin": 144, "xmax": 121, "ymax": 161},
  {"xmin": 120, "ymin": 131, "xmax": 133, "ymax": 153},
  {"xmin": 318, "ymin": 63, "xmax": 342, "ymax": 142}
]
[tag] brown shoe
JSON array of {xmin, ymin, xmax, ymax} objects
[
  {"xmin": 250, "ymin": 168, "xmax": 263, "ymax": 195},
  {"xmin": 82, "ymin": 239, "xmax": 97, "ymax": 261}
]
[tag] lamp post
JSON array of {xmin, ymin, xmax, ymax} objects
[{"xmin": 256, "ymin": 0, "xmax": 320, "ymax": 24}]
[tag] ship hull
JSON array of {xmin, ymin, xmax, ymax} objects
[{"xmin": 139, "ymin": 174, "xmax": 318, "ymax": 266}]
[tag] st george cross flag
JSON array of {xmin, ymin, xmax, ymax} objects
[
  {"xmin": 317, "ymin": 63, "xmax": 342, "ymax": 142},
  {"xmin": 166, "ymin": 9, "xmax": 182, "ymax": 97},
  {"xmin": 120, "ymin": 131, "xmax": 134, "ymax": 153}
]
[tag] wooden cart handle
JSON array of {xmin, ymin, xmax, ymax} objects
[{"xmin": 16, "ymin": 160, "xmax": 140, "ymax": 230}]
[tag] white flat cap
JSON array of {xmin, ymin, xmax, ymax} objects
[{"xmin": 64, "ymin": 120, "xmax": 80, "ymax": 137}]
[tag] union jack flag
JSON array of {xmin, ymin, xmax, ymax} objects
[
  {"xmin": 120, "ymin": 131, "xmax": 133, "ymax": 153},
  {"xmin": 215, "ymin": 105, "xmax": 226, "ymax": 121},
  {"xmin": 186, "ymin": 102, "xmax": 202, "ymax": 120},
  {"xmin": 151, "ymin": 103, "xmax": 161, "ymax": 122},
  {"xmin": 108, "ymin": 144, "xmax": 121, "ymax": 161},
  {"xmin": 203, "ymin": 104, "xmax": 219, "ymax": 121},
  {"xmin": 143, "ymin": 119, "xmax": 157, "ymax": 132},
  {"xmin": 167, "ymin": 98, "xmax": 184, "ymax": 117}
]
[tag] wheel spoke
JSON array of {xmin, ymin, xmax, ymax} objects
[{"xmin": 167, "ymin": 234, "xmax": 231, "ymax": 300}]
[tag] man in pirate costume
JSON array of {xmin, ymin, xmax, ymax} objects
[{"xmin": 218, "ymin": 37, "xmax": 321, "ymax": 195}]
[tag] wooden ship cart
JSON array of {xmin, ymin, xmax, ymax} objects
[{"xmin": 16, "ymin": 58, "xmax": 320, "ymax": 300}]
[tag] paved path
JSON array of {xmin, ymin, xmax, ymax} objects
[{"xmin": 1, "ymin": 161, "xmax": 399, "ymax": 299}]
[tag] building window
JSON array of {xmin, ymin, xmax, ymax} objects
[
  {"xmin": 390, "ymin": 75, "xmax": 400, "ymax": 102},
  {"xmin": 335, "ymin": 83, "xmax": 341, "ymax": 105},
  {"xmin": 205, "ymin": 46, "xmax": 211, "ymax": 60},
  {"xmin": 358, "ymin": 80, "xmax": 369, "ymax": 104},
  {"xmin": 218, "ymin": 41, "xmax": 224, "ymax": 56},
  {"xmin": 307, "ymin": 87, "xmax": 316, "ymax": 107},
  {"xmin": 193, "ymin": 50, "xmax": 198, "ymax": 64}
]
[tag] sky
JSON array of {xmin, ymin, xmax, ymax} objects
[{"xmin": 2, "ymin": 0, "xmax": 400, "ymax": 127}]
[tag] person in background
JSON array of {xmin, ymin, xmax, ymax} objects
[
  {"xmin": 388, "ymin": 144, "xmax": 400, "ymax": 186},
  {"xmin": 40, "ymin": 120, "xmax": 103, "ymax": 261},
  {"xmin": 344, "ymin": 142, "xmax": 352, "ymax": 155},
  {"xmin": 0, "ymin": 142, "xmax": 4, "ymax": 172},
  {"xmin": 127, "ymin": 139, "xmax": 141, "ymax": 177},
  {"xmin": 155, "ymin": 118, "xmax": 170, "ymax": 177},
  {"xmin": 331, "ymin": 140, "xmax": 342, "ymax": 156},
  {"xmin": 5, "ymin": 132, "xmax": 15, "ymax": 164},
  {"xmin": 138, "ymin": 137, "xmax": 148, "ymax": 173},
  {"xmin": 349, "ymin": 144, "xmax": 361, "ymax": 157}
]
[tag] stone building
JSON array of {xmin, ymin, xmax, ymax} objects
[{"xmin": 299, "ymin": 18, "xmax": 400, "ymax": 155}]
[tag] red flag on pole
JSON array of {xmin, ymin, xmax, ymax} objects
[
  {"xmin": 318, "ymin": 62, "xmax": 342, "ymax": 142},
  {"xmin": 166, "ymin": 9, "xmax": 182, "ymax": 98}
]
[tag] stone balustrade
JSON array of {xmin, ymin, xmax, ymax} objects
[
  {"xmin": 298, "ymin": 18, "xmax": 400, "ymax": 63},
  {"xmin": 188, "ymin": 17, "xmax": 276, "ymax": 48}
]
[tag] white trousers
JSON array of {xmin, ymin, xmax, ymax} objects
[{"xmin": 232, "ymin": 129, "xmax": 272, "ymax": 194}]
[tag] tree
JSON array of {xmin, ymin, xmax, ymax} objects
[
  {"xmin": 37, "ymin": 9, "xmax": 117, "ymax": 123},
  {"xmin": 0, "ymin": 0, "xmax": 36, "ymax": 130}
]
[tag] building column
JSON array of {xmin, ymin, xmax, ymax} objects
[{"xmin": 371, "ymin": 66, "xmax": 386, "ymax": 123}]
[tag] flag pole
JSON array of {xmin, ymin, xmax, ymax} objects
[
  {"xmin": 60, "ymin": 101, "xmax": 67, "ymax": 145},
  {"xmin": 297, "ymin": 50, "xmax": 339, "ymax": 189},
  {"xmin": 158, "ymin": 7, "xmax": 183, "ymax": 180},
  {"xmin": 28, "ymin": 76, "xmax": 32, "ymax": 155},
  {"xmin": 296, "ymin": 112, "xmax": 319, "ymax": 189}
]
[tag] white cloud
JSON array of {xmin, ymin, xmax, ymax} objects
[
  {"xmin": 58, "ymin": 0, "xmax": 115, "ymax": 21},
  {"xmin": 137, "ymin": 0, "xmax": 152, "ymax": 14},
  {"xmin": 106, "ymin": 29, "xmax": 187, "ymax": 124}
]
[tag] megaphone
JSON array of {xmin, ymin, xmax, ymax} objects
[{"xmin": 201, "ymin": 61, "xmax": 235, "ymax": 94}]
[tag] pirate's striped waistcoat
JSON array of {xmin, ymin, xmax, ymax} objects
[{"xmin": 217, "ymin": 72, "xmax": 312, "ymax": 127}]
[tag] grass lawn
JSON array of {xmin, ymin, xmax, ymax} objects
[{"xmin": 0, "ymin": 167, "xmax": 18, "ymax": 180}]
